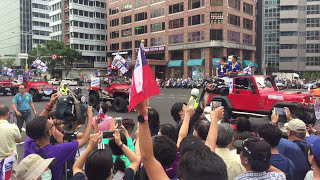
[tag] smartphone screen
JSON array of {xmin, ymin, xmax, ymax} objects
[
  {"xmin": 115, "ymin": 117, "xmax": 122, "ymax": 127},
  {"xmin": 274, "ymin": 107, "xmax": 286, "ymax": 115},
  {"xmin": 102, "ymin": 131, "xmax": 114, "ymax": 139},
  {"xmin": 112, "ymin": 171, "xmax": 125, "ymax": 180},
  {"xmin": 210, "ymin": 101, "xmax": 222, "ymax": 110}
]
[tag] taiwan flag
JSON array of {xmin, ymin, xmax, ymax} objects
[{"xmin": 128, "ymin": 41, "xmax": 161, "ymax": 112}]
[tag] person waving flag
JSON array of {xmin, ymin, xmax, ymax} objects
[{"xmin": 128, "ymin": 40, "xmax": 160, "ymax": 111}]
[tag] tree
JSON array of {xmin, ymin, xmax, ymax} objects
[
  {"xmin": 28, "ymin": 40, "xmax": 82, "ymax": 76},
  {"xmin": 0, "ymin": 58, "xmax": 15, "ymax": 68}
]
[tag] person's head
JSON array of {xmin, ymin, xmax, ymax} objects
[
  {"xmin": 19, "ymin": 84, "xmax": 26, "ymax": 94},
  {"xmin": 153, "ymin": 135, "xmax": 177, "ymax": 166},
  {"xmin": 308, "ymin": 139, "xmax": 320, "ymax": 169},
  {"xmin": 258, "ymin": 124, "xmax": 282, "ymax": 148},
  {"xmin": 180, "ymin": 135, "xmax": 209, "ymax": 156},
  {"xmin": 193, "ymin": 120, "xmax": 211, "ymax": 141},
  {"xmin": 237, "ymin": 117, "xmax": 251, "ymax": 132},
  {"xmin": 12, "ymin": 154, "xmax": 55, "ymax": 180},
  {"xmin": 232, "ymin": 55, "xmax": 238, "ymax": 63},
  {"xmin": 287, "ymin": 119, "xmax": 306, "ymax": 140},
  {"xmin": 240, "ymin": 137, "xmax": 271, "ymax": 172},
  {"xmin": 0, "ymin": 105, "xmax": 10, "ymax": 120},
  {"xmin": 109, "ymin": 132, "xmax": 127, "ymax": 173},
  {"xmin": 122, "ymin": 118, "xmax": 135, "ymax": 135},
  {"xmin": 171, "ymin": 102, "xmax": 187, "ymax": 122},
  {"xmin": 85, "ymin": 147, "xmax": 114, "ymax": 180},
  {"xmin": 95, "ymin": 102, "xmax": 109, "ymax": 114},
  {"xmin": 148, "ymin": 107, "xmax": 160, "ymax": 136},
  {"xmin": 159, "ymin": 124, "xmax": 178, "ymax": 143},
  {"xmin": 216, "ymin": 123, "xmax": 234, "ymax": 148},
  {"xmin": 177, "ymin": 148, "xmax": 227, "ymax": 180},
  {"xmin": 26, "ymin": 116, "xmax": 53, "ymax": 141},
  {"xmin": 220, "ymin": 56, "xmax": 227, "ymax": 63}
]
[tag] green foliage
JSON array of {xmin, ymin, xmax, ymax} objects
[
  {"xmin": 0, "ymin": 58, "xmax": 15, "ymax": 68},
  {"xmin": 302, "ymin": 72, "xmax": 320, "ymax": 81},
  {"xmin": 28, "ymin": 40, "xmax": 82, "ymax": 75}
]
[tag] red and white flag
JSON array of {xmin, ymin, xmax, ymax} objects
[{"xmin": 128, "ymin": 42, "xmax": 161, "ymax": 111}]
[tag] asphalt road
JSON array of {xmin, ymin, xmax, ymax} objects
[{"xmin": 0, "ymin": 86, "xmax": 314, "ymax": 162}]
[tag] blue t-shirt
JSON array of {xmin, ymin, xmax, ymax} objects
[
  {"xmin": 271, "ymin": 154, "xmax": 295, "ymax": 179},
  {"xmin": 229, "ymin": 62, "xmax": 240, "ymax": 72},
  {"xmin": 277, "ymin": 138, "xmax": 309, "ymax": 180},
  {"xmin": 12, "ymin": 93, "xmax": 32, "ymax": 111},
  {"xmin": 217, "ymin": 64, "xmax": 229, "ymax": 76}
]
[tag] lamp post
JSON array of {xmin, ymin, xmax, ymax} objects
[{"xmin": 21, "ymin": 30, "xmax": 33, "ymax": 71}]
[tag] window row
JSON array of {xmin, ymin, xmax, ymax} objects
[
  {"xmin": 70, "ymin": 32, "xmax": 106, "ymax": 41},
  {"xmin": 307, "ymin": 5, "xmax": 320, "ymax": 15},
  {"xmin": 70, "ymin": 21, "xmax": 106, "ymax": 30},
  {"xmin": 33, "ymin": 30, "xmax": 50, "ymax": 36},
  {"xmin": 307, "ymin": 18, "xmax": 320, "ymax": 27},
  {"xmin": 32, "ymin": 12, "xmax": 50, "ymax": 19},
  {"xmin": 32, "ymin": 3, "xmax": 50, "ymax": 10},
  {"xmin": 70, "ymin": 0, "xmax": 106, "ymax": 8},
  {"xmin": 51, "ymin": 2, "xmax": 61, "ymax": 11},
  {"xmin": 228, "ymin": 15, "xmax": 254, "ymax": 30},
  {"xmin": 306, "ymin": 57, "xmax": 320, "ymax": 66},
  {"xmin": 70, "ymin": 9, "xmax": 106, "ymax": 19},
  {"xmin": 307, "ymin": 44, "xmax": 320, "ymax": 53},
  {"xmin": 70, "ymin": 44, "xmax": 106, "ymax": 51},
  {"xmin": 306, "ymin": 31, "xmax": 320, "ymax": 40},
  {"xmin": 32, "ymin": 21, "xmax": 49, "ymax": 27}
]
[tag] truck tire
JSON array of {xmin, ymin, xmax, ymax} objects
[
  {"xmin": 3, "ymin": 90, "xmax": 7, "ymax": 96},
  {"xmin": 89, "ymin": 94, "xmax": 99, "ymax": 108},
  {"xmin": 113, "ymin": 96, "xmax": 127, "ymax": 112},
  {"xmin": 30, "ymin": 90, "xmax": 39, "ymax": 102},
  {"xmin": 11, "ymin": 89, "xmax": 17, "ymax": 96}
]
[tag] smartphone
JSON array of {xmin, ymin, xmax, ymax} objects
[
  {"xmin": 210, "ymin": 101, "xmax": 222, "ymax": 110},
  {"xmin": 274, "ymin": 107, "xmax": 286, "ymax": 115},
  {"xmin": 102, "ymin": 131, "xmax": 115, "ymax": 139},
  {"xmin": 115, "ymin": 117, "xmax": 122, "ymax": 127},
  {"xmin": 112, "ymin": 171, "xmax": 125, "ymax": 180},
  {"xmin": 230, "ymin": 119, "xmax": 237, "ymax": 130}
]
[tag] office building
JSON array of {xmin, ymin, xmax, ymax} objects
[{"xmin": 106, "ymin": 0, "xmax": 256, "ymax": 79}]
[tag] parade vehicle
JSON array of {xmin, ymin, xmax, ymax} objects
[
  {"xmin": 209, "ymin": 75, "xmax": 316, "ymax": 132},
  {"xmin": 23, "ymin": 76, "xmax": 57, "ymax": 101},
  {"xmin": 88, "ymin": 76, "xmax": 130, "ymax": 112},
  {"xmin": 0, "ymin": 75, "xmax": 18, "ymax": 96}
]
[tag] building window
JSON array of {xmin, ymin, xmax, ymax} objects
[
  {"xmin": 169, "ymin": 18, "xmax": 184, "ymax": 29},
  {"xmin": 227, "ymin": 30, "xmax": 240, "ymax": 42},
  {"xmin": 280, "ymin": 31, "xmax": 298, "ymax": 36},
  {"xmin": 135, "ymin": 0, "xmax": 147, "ymax": 8},
  {"xmin": 210, "ymin": 29, "xmax": 223, "ymax": 40},
  {"xmin": 135, "ymin": 12, "xmax": 147, "ymax": 22},
  {"xmin": 151, "ymin": 22, "xmax": 165, "ymax": 32},
  {"xmin": 307, "ymin": 5, "xmax": 320, "ymax": 14},
  {"xmin": 243, "ymin": 18, "xmax": 253, "ymax": 30},
  {"xmin": 121, "ymin": 15, "xmax": 132, "ymax": 25},
  {"xmin": 210, "ymin": 12, "xmax": 223, "ymax": 24},
  {"xmin": 135, "ymin": 39, "xmax": 148, "ymax": 48},
  {"xmin": 110, "ymin": 19, "xmax": 119, "ymax": 27},
  {"xmin": 110, "ymin": 31, "xmax": 119, "ymax": 39},
  {"xmin": 151, "ymin": 7, "xmax": 165, "ymax": 18},
  {"xmin": 188, "ymin": 0, "xmax": 205, "ymax": 10},
  {"xmin": 188, "ymin": 14, "xmax": 205, "ymax": 26},
  {"xmin": 109, "ymin": 7, "xmax": 119, "ymax": 15},
  {"xmin": 307, "ymin": 18, "xmax": 320, "ymax": 27},
  {"xmin": 169, "ymin": 34, "xmax": 184, "ymax": 44},
  {"xmin": 307, "ymin": 44, "xmax": 320, "ymax": 53},
  {"xmin": 110, "ymin": 43, "xmax": 119, "ymax": 51},
  {"xmin": 122, "ymin": 28, "xmax": 132, "ymax": 37},
  {"xmin": 135, "ymin": 25, "xmax": 148, "ymax": 35},
  {"xmin": 243, "ymin": 34, "xmax": 252, "ymax": 44},
  {"xmin": 306, "ymin": 57, "xmax": 320, "ymax": 66},
  {"xmin": 228, "ymin": 0, "xmax": 240, "ymax": 10},
  {"xmin": 228, "ymin": 14, "xmax": 240, "ymax": 26},
  {"xmin": 122, "ymin": 2, "xmax": 132, "ymax": 12},
  {"xmin": 151, "ymin": 0, "xmax": 164, "ymax": 4},
  {"xmin": 307, "ymin": 31, "xmax": 320, "ymax": 40},
  {"xmin": 169, "ymin": 2, "xmax": 184, "ymax": 14},
  {"xmin": 280, "ymin": 44, "xmax": 297, "ymax": 49},
  {"xmin": 280, "ymin": 6, "xmax": 298, "ymax": 11},
  {"xmin": 210, "ymin": 0, "xmax": 223, "ymax": 6},
  {"xmin": 151, "ymin": 36, "xmax": 165, "ymax": 46},
  {"xmin": 280, "ymin": 19, "xmax": 298, "ymax": 23},
  {"xmin": 188, "ymin": 31, "xmax": 205, "ymax": 42},
  {"xmin": 243, "ymin": 2, "xmax": 253, "ymax": 15},
  {"xmin": 122, "ymin": 41, "xmax": 132, "ymax": 49}
]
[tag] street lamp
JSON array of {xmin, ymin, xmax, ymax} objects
[{"xmin": 20, "ymin": 30, "xmax": 33, "ymax": 71}]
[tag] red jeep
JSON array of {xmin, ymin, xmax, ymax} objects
[
  {"xmin": 23, "ymin": 76, "xmax": 57, "ymax": 101},
  {"xmin": 210, "ymin": 75, "xmax": 316, "ymax": 130},
  {"xmin": 88, "ymin": 76, "xmax": 130, "ymax": 112},
  {"xmin": 0, "ymin": 75, "xmax": 18, "ymax": 96}
]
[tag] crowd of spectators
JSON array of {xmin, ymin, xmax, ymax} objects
[{"xmin": 0, "ymin": 84, "xmax": 319, "ymax": 180}]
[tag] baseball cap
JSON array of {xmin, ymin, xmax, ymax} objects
[
  {"xmin": 311, "ymin": 139, "xmax": 320, "ymax": 161},
  {"xmin": 287, "ymin": 119, "xmax": 306, "ymax": 133},
  {"xmin": 242, "ymin": 137, "xmax": 271, "ymax": 161},
  {"xmin": 12, "ymin": 154, "xmax": 56, "ymax": 180},
  {"xmin": 179, "ymin": 135, "xmax": 210, "ymax": 156}
]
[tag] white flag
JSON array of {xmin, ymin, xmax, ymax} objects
[
  {"xmin": 243, "ymin": 65, "xmax": 252, "ymax": 75},
  {"xmin": 32, "ymin": 58, "xmax": 48, "ymax": 72},
  {"xmin": 112, "ymin": 53, "xmax": 129, "ymax": 75}
]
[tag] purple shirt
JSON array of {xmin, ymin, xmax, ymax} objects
[
  {"xmin": 24, "ymin": 137, "xmax": 79, "ymax": 180},
  {"xmin": 163, "ymin": 150, "xmax": 181, "ymax": 179}
]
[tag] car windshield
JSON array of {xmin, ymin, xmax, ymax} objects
[
  {"xmin": 0, "ymin": 76, "xmax": 9, "ymax": 81},
  {"xmin": 28, "ymin": 76, "xmax": 45, "ymax": 82},
  {"xmin": 110, "ymin": 76, "xmax": 130, "ymax": 84},
  {"xmin": 255, "ymin": 76, "xmax": 274, "ymax": 89}
]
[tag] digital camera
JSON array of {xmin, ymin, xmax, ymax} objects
[{"xmin": 205, "ymin": 78, "xmax": 230, "ymax": 96}]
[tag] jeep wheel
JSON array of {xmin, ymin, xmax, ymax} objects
[
  {"xmin": 30, "ymin": 90, "xmax": 39, "ymax": 102},
  {"xmin": 3, "ymin": 90, "xmax": 8, "ymax": 96},
  {"xmin": 113, "ymin": 96, "xmax": 127, "ymax": 112},
  {"xmin": 11, "ymin": 89, "xmax": 17, "ymax": 96},
  {"xmin": 89, "ymin": 94, "xmax": 99, "ymax": 108}
]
